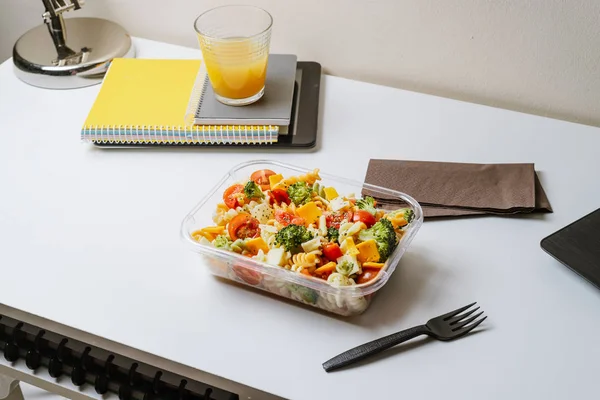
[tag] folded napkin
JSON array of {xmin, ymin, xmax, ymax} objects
[{"xmin": 363, "ymin": 160, "xmax": 553, "ymax": 218}]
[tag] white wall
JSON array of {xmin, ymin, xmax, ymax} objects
[{"xmin": 2, "ymin": 0, "xmax": 599, "ymax": 127}]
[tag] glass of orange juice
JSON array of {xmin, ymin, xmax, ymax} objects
[{"xmin": 194, "ymin": 5, "xmax": 273, "ymax": 106}]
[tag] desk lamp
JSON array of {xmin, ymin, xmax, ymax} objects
[{"xmin": 13, "ymin": 0, "xmax": 135, "ymax": 89}]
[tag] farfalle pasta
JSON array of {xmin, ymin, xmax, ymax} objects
[{"xmin": 191, "ymin": 167, "xmax": 416, "ymax": 287}]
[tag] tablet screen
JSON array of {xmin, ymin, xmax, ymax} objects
[{"xmin": 541, "ymin": 208, "xmax": 600, "ymax": 289}]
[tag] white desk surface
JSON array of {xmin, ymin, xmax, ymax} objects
[{"xmin": 1, "ymin": 38, "xmax": 600, "ymax": 400}]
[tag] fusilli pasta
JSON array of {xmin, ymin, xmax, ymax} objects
[
  {"xmin": 272, "ymin": 168, "xmax": 321, "ymax": 190},
  {"xmin": 338, "ymin": 221, "xmax": 366, "ymax": 243},
  {"xmin": 289, "ymin": 252, "xmax": 319, "ymax": 272}
]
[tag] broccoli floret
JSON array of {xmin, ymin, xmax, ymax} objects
[
  {"xmin": 287, "ymin": 182, "xmax": 312, "ymax": 206},
  {"xmin": 327, "ymin": 227, "xmax": 340, "ymax": 243},
  {"xmin": 213, "ymin": 235, "xmax": 232, "ymax": 249},
  {"xmin": 356, "ymin": 196, "xmax": 377, "ymax": 216},
  {"xmin": 244, "ymin": 181, "xmax": 264, "ymax": 200},
  {"xmin": 357, "ymin": 218, "xmax": 397, "ymax": 262},
  {"xmin": 387, "ymin": 208, "xmax": 415, "ymax": 224},
  {"xmin": 289, "ymin": 284, "xmax": 318, "ymax": 304},
  {"xmin": 275, "ymin": 224, "xmax": 314, "ymax": 252}
]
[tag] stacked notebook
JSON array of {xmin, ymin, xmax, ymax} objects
[{"xmin": 81, "ymin": 55, "xmax": 298, "ymax": 145}]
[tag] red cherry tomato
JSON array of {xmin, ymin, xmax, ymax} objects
[
  {"xmin": 268, "ymin": 188, "xmax": 291, "ymax": 206},
  {"xmin": 251, "ymin": 169, "xmax": 276, "ymax": 190},
  {"xmin": 322, "ymin": 243, "xmax": 343, "ymax": 261},
  {"xmin": 353, "ymin": 210, "xmax": 376, "ymax": 227},
  {"xmin": 356, "ymin": 268, "xmax": 379, "ymax": 284},
  {"xmin": 228, "ymin": 213, "xmax": 260, "ymax": 240},
  {"xmin": 275, "ymin": 209, "xmax": 305, "ymax": 227},
  {"xmin": 232, "ymin": 264, "xmax": 262, "ymax": 286},
  {"xmin": 325, "ymin": 211, "xmax": 353, "ymax": 229},
  {"xmin": 223, "ymin": 184, "xmax": 244, "ymax": 209}
]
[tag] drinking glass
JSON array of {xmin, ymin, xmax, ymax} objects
[{"xmin": 194, "ymin": 5, "xmax": 273, "ymax": 106}]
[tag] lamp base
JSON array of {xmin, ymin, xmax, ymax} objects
[{"xmin": 13, "ymin": 17, "xmax": 135, "ymax": 89}]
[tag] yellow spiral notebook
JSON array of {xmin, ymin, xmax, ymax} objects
[{"xmin": 81, "ymin": 58, "xmax": 279, "ymax": 145}]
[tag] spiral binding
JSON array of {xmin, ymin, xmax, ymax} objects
[
  {"xmin": 0, "ymin": 314, "xmax": 238, "ymax": 400},
  {"xmin": 80, "ymin": 124, "xmax": 278, "ymax": 145}
]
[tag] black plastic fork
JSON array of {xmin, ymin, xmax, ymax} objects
[{"xmin": 323, "ymin": 302, "xmax": 487, "ymax": 372}]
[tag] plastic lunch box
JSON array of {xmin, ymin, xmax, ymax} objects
[{"xmin": 180, "ymin": 160, "xmax": 423, "ymax": 316}]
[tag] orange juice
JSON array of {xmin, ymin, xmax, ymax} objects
[{"xmin": 201, "ymin": 40, "xmax": 269, "ymax": 100}]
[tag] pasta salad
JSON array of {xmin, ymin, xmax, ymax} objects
[{"xmin": 191, "ymin": 168, "xmax": 415, "ymax": 287}]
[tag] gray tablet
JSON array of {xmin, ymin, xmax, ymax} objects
[{"xmin": 541, "ymin": 208, "xmax": 600, "ymax": 290}]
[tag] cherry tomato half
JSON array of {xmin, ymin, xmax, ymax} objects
[
  {"xmin": 251, "ymin": 169, "xmax": 276, "ymax": 190},
  {"xmin": 322, "ymin": 243, "xmax": 343, "ymax": 261},
  {"xmin": 325, "ymin": 211, "xmax": 353, "ymax": 229},
  {"xmin": 228, "ymin": 213, "xmax": 260, "ymax": 240},
  {"xmin": 356, "ymin": 268, "xmax": 380, "ymax": 284},
  {"xmin": 353, "ymin": 210, "xmax": 376, "ymax": 227},
  {"xmin": 223, "ymin": 184, "xmax": 244, "ymax": 209},
  {"xmin": 232, "ymin": 264, "xmax": 262, "ymax": 286},
  {"xmin": 268, "ymin": 188, "xmax": 291, "ymax": 206},
  {"xmin": 275, "ymin": 209, "xmax": 305, "ymax": 227}
]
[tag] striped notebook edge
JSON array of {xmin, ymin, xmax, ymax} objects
[
  {"xmin": 81, "ymin": 125, "xmax": 280, "ymax": 145},
  {"xmin": 184, "ymin": 61, "xmax": 208, "ymax": 128}
]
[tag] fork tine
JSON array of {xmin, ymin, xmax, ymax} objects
[
  {"xmin": 451, "ymin": 312, "xmax": 484, "ymax": 331},
  {"xmin": 440, "ymin": 302, "xmax": 477, "ymax": 321},
  {"xmin": 453, "ymin": 316, "xmax": 487, "ymax": 338},
  {"xmin": 448, "ymin": 306, "xmax": 480, "ymax": 324}
]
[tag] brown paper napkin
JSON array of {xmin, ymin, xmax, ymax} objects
[{"xmin": 363, "ymin": 160, "xmax": 552, "ymax": 218}]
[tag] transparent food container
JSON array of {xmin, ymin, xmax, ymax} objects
[{"xmin": 181, "ymin": 160, "xmax": 423, "ymax": 316}]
